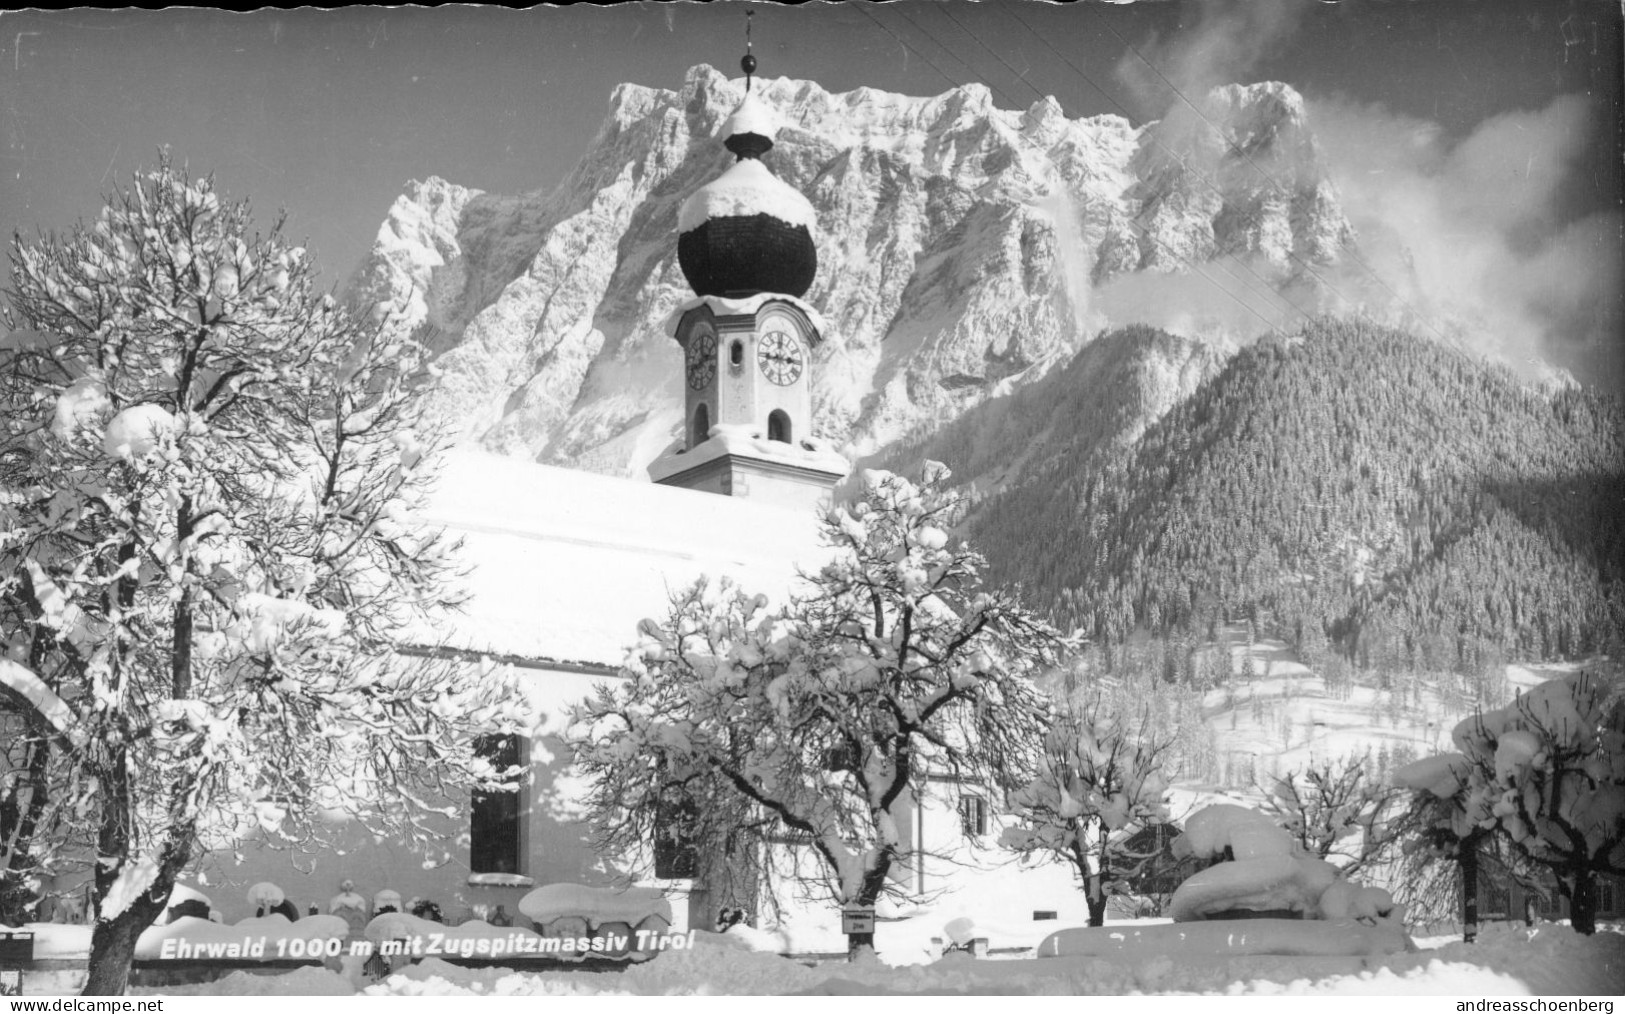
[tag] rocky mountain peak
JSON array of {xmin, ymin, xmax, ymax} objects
[{"xmin": 351, "ymin": 68, "xmax": 1357, "ymax": 476}]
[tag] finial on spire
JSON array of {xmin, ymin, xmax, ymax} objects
[{"xmin": 741, "ymin": 10, "xmax": 757, "ymax": 92}]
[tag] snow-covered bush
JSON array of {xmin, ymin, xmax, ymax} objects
[
  {"xmin": 1000, "ymin": 692, "xmax": 1172, "ymax": 925},
  {"xmin": 0, "ymin": 159, "xmax": 533, "ymax": 992},
  {"xmin": 1394, "ymin": 671, "xmax": 1625, "ymax": 936},
  {"xmin": 571, "ymin": 465, "xmax": 1066, "ymax": 954}
]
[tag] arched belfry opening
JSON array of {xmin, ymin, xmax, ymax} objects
[{"xmin": 768, "ymin": 410, "xmax": 791, "ymax": 444}]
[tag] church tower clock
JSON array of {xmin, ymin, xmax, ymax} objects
[{"xmin": 647, "ymin": 48, "xmax": 848, "ymax": 512}]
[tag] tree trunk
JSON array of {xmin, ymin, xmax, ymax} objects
[
  {"xmin": 83, "ymin": 906, "xmax": 153, "ymax": 996},
  {"xmin": 81, "ymin": 738, "xmax": 193, "ymax": 995},
  {"xmin": 1459, "ymin": 836, "xmax": 1479, "ymax": 944},
  {"xmin": 846, "ymin": 864, "xmax": 890, "ymax": 961},
  {"xmin": 1568, "ymin": 870, "xmax": 1597, "ymax": 936},
  {"xmin": 1086, "ymin": 872, "xmax": 1108, "ymax": 927}
]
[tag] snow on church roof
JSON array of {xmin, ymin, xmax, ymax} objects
[
  {"xmin": 720, "ymin": 92, "xmax": 780, "ymax": 143},
  {"xmin": 414, "ymin": 449, "xmax": 829, "ymax": 670},
  {"xmin": 677, "ymin": 158, "xmax": 816, "ymax": 234}
]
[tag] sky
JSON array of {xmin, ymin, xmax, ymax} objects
[{"xmin": 2, "ymin": 0, "xmax": 1621, "ymax": 387}]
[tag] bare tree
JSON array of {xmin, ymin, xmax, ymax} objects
[{"xmin": 1261, "ymin": 752, "xmax": 1408, "ymax": 878}]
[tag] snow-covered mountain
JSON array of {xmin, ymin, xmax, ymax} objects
[{"xmin": 352, "ymin": 65, "xmax": 1353, "ymax": 475}]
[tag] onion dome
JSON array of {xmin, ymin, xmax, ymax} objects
[{"xmin": 677, "ymin": 91, "xmax": 818, "ymax": 299}]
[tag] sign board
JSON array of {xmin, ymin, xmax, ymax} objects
[
  {"xmin": 0, "ymin": 968, "xmax": 20, "ymax": 997},
  {"xmin": 0, "ymin": 932, "xmax": 33, "ymax": 963},
  {"xmin": 840, "ymin": 907, "xmax": 875, "ymax": 935}
]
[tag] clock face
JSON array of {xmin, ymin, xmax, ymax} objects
[
  {"xmin": 686, "ymin": 330, "xmax": 717, "ymax": 390},
  {"xmin": 757, "ymin": 329, "xmax": 804, "ymax": 386}
]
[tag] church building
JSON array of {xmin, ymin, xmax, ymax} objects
[{"xmin": 210, "ymin": 53, "xmax": 1094, "ymax": 946}]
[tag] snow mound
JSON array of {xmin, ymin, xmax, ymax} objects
[
  {"xmin": 156, "ymin": 965, "xmax": 356, "ymax": 996},
  {"xmin": 1168, "ymin": 855, "xmax": 1338, "ymax": 922},
  {"xmin": 179, "ymin": 920, "xmax": 1625, "ymax": 996},
  {"xmin": 1168, "ymin": 804, "xmax": 1400, "ymax": 924},
  {"xmin": 517, "ymin": 884, "xmax": 671, "ymax": 926},
  {"xmin": 1173, "ymin": 804, "xmax": 1293, "ymax": 861},
  {"xmin": 247, "ymin": 882, "xmax": 285, "ymax": 907},
  {"xmin": 1038, "ymin": 918, "xmax": 1412, "ymax": 960},
  {"xmin": 677, "ymin": 159, "xmax": 816, "ymax": 233}
]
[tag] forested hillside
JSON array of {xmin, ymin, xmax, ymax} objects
[
  {"xmin": 962, "ymin": 318, "xmax": 1623, "ymax": 672},
  {"xmin": 866, "ymin": 325, "xmax": 1226, "ymax": 498}
]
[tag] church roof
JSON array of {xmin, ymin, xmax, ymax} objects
[{"xmin": 414, "ymin": 450, "xmax": 829, "ymax": 670}]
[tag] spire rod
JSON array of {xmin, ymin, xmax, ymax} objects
[{"xmin": 741, "ymin": 10, "xmax": 757, "ymax": 93}]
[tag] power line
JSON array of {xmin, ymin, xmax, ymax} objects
[
  {"xmin": 851, "ymin": 3, "xmax": 964, "ymax": 95},
  {"xmin": 893, "ymin": 5, "xmax": 1025, "ymax": 110}
]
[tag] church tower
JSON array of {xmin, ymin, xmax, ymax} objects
[{"xmin": 646, "ymin": 46, "xmax": 848, "ymax": 512}]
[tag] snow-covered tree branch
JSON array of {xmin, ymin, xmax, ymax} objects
[
  {"xmin": 1393, "ymin": 671, "xmax": 1625, "ymax": 936},
  {"xmin": 571, "ymin": 465, "xmax": 1067, "ymax": 955},
  {"xmin": 0, "ymin": 159, "xmax": 534, "ymax": 993},
  {"xmin": 1260, "ymin": 753, "xmax": 1407, "ymax": 879},
  {"xmin": 1000, "ymin": 690, "xmax": 1172, "ymax": 926}
]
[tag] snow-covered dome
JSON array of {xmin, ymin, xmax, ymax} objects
[
  {"xmin": 720, "ymin": 91, "xmax": 779, "ymax": 158},
  {"xmin": 677, "ymin": 88, "xmax": 817, "ymax": 299}
]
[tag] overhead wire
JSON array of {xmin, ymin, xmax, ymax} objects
[{"xmin": 851, "ymin": 2, "xmax": 967, "ymax": 96}]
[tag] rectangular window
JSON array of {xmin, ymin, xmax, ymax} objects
[
  {"xmin": 959, "ymin": 794, "xmax": 988, "ymax": 837},
  {"xmin": 653, "ymin": 781, "xmax": 700, "ymax": 879},
  {"xmin": 470, "ymin": 734, "xmax": 522, "ymax": 875}
]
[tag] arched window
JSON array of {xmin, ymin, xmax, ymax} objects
[
  {"xmin": 729, "ymin": 340, "xmax": 744, "ymax": 367},
  {"xmin": 768, "ymin": 409, "xmax": 791, "ymax": 444},
  {"xmin": 693, "ymin": 403, "xmax": 711, "ymax": 448}
]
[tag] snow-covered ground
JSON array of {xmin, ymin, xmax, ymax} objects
[
  {"xmin": 112, "ymin": 920, "xmax": 1622, "ymax": 996},
  {"xmin": 12, "ymin": 917, "xmax": 1619, "ymax": 995}
]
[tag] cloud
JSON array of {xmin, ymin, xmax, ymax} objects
[
  {"xmin": 1114, "ymin": 0, "xmax": 1305, "ymax": 115},
  {"xmin": 1309, "ymin": 92, "xmax": 1622, "ymax": 387},
  {"xmin": 1086, "ymin": 84, "xmax": 1620, "ymax": 390}
]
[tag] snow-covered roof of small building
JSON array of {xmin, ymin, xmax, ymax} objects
[
  {"xmin": 646, "ymin": 423, "xmax": 849, "ymax": 484},
  {"xmin": 665, "ymin": 292, "xmax": 829, "ymax": 341},
  {"xmin": 415, "ymin": 450, "xmax": 828, "ymax": 670},
  {"xmin": 677, "ymin": 158, "xmax": 816, "ymax": 234}
]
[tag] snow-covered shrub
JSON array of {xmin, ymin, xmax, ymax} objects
[
  {"xmin": 1000, "ymin": 692, "xmax": 1173, "ymax": 926},
  {"xmin": 0, "ymin": 158, "xmax": 533, "ymax": 992},
  {"xmin": 1393, "ymin": 671, "xmax": 1625, "ymax": 936}
]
